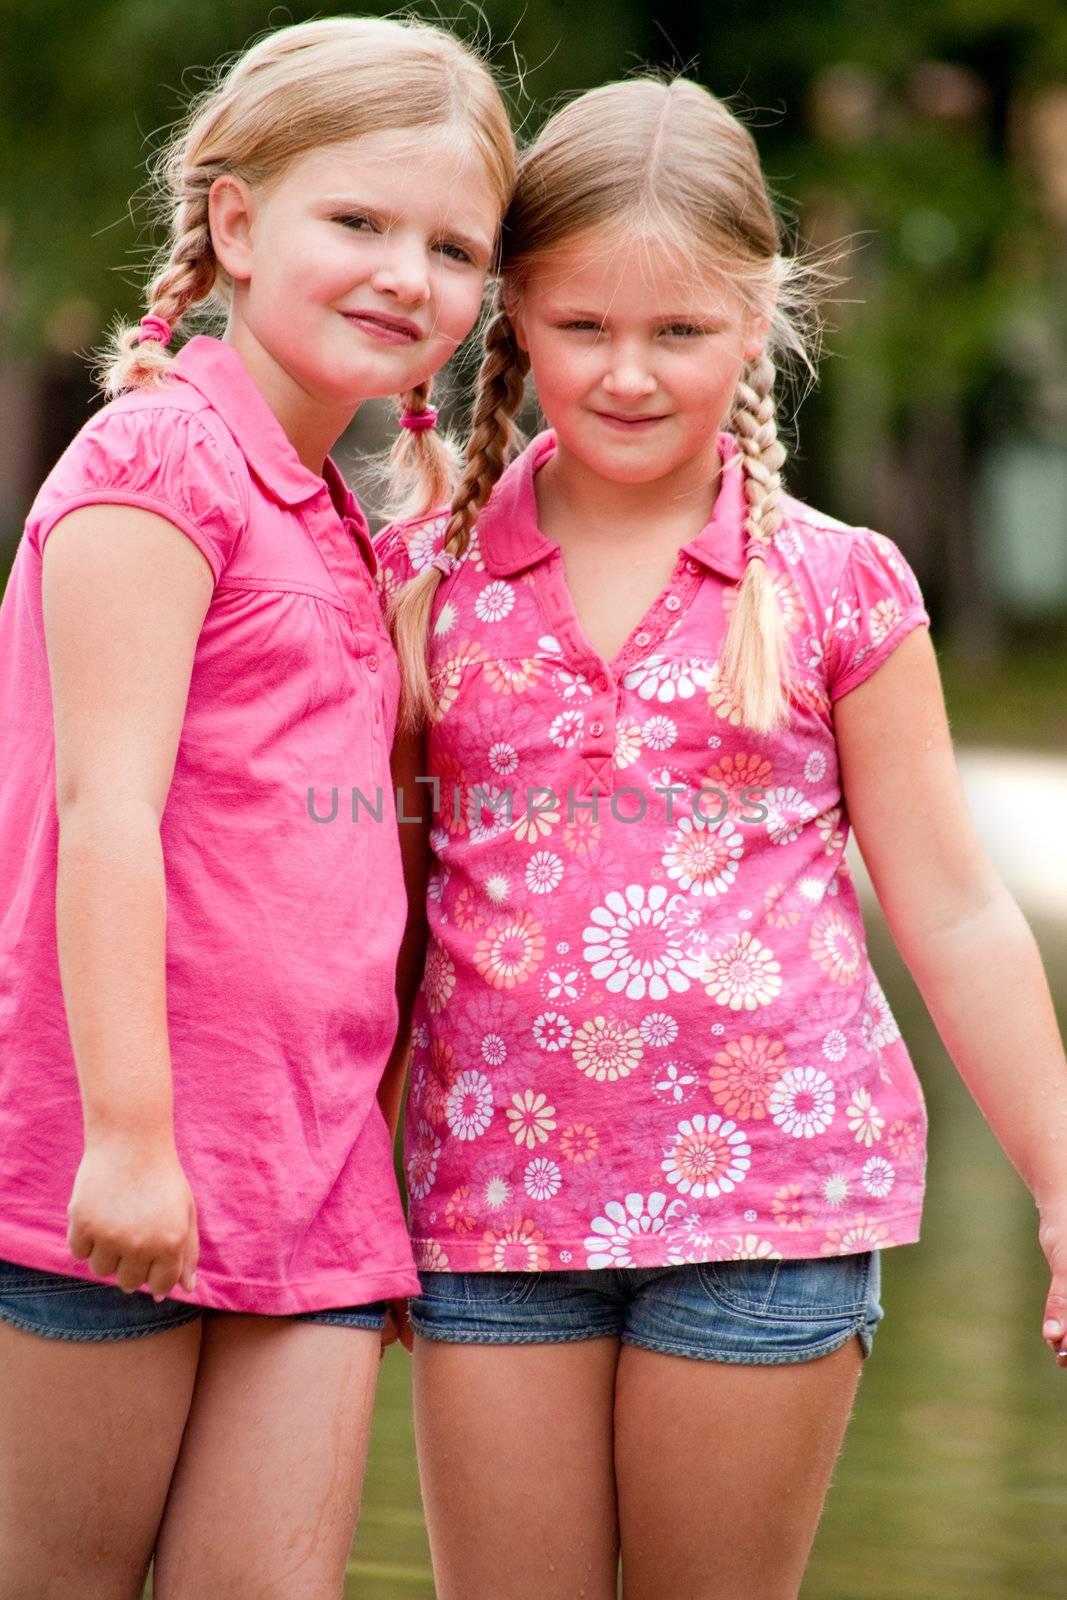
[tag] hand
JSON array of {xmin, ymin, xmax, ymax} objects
[
  {"xmin": 67, "ymin": 1131, "xmax": 199, "ymax": 1301},
  {"xmin": 379, "ymin": 1297, "xmax": 413, "ymax": 1358},
  {"xmin": 1036, "ymin": 1192, "xmax": 1067, "ymax": 1367}
]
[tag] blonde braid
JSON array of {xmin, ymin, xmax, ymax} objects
[
  {"xmin": 388, "ymin": 376, "xmax": 462, "ymax": 522},
  {"xmin": 388, "ymin": 306, "xmax": 529, "ymax": 732},
  {"xmin": 102, "ymin": 168, "xmax": 221, "ymax": 397},
  {"xmin": 721, "ymin": 355, "xmax": 792, "ymax": 733}
]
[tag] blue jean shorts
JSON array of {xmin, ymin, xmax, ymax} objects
[
  {"xmin": 411, "ymin": 1250, "xmax": 883, "ymax": 1365},
  {"xmin": 0, "ymin": 1257, "xmax": 387, "ymax": 1343}
]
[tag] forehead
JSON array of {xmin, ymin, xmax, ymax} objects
[
  {"xmin": 279, "ymin": 128, "xmax": 502, "ymax": 227},
  {"xmin": 523, "ymin": 221, "xmax": 744, "ymax": 317}
]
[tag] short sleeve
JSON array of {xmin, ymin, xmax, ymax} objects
[
  {"xmin": 29, "ymin": 404, "xmax": 250, "ymax": 581},
  {"xmin": 373, "ymin": 512, "xmax": 448, "ymax": 608},
  {"xmin": 826, "ymin": 530, "xmax": 930, "ymax": 702}
]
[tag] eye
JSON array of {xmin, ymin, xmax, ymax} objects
[
  {"xmin": 333, "ymin": 212, "xmax": 378, "ymax": 233},
  {"xmin": 435, "ymin": 240, "xmax": 475, "ymax": 265},
  {"xmin": 660, "ymin": 322, "xmax": 707, "ymax": 338},
  {"xmin": 558, "ymin": 320, "xmax": 603, "ymax": 334}
]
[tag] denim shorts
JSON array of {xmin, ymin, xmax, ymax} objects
[
  {"xmin": 0, "ymin": 1257, "xmax": 387, "ymax": 1342},
  {"xmin": 411, "ymin": 1250, "xmax": 883, "ymax": 1365}
]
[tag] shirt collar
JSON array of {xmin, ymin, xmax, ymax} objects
[
  {"xmin": 478, "ymin": 428, "xmax": 747, "ymax": 583},
  {"xmin": 171, "ymin": 335, "xmax": 373, "ymax": 570}
]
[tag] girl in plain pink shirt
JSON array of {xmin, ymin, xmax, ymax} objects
[
  {"xmin": 0, "ymin": 17, "xmax": 513, "ymax": 1595},
  {"xmin": 379, "ymin": 77, "xmax": 1067, "ymax": 1600}
]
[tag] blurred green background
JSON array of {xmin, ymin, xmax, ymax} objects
[{"xmin": 2, "ymin": 2, "xmax": 1065, "ymax": 1595}]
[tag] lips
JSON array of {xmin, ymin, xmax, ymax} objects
[
  {"xmin": 593, "ymin": 410, "xmax": 668, "ymax": 427},
  {"xmin": 343, "ymin": 310, "xmax": 422, "ymax": 343}
]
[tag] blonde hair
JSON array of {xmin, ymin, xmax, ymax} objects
[
  {"xmin": 100, "ymin": 17, "xmax": 515, "ymax": 516},
  {"xmin": 391, "ymin": 76, "xmax": 833, "ymax": 733}
]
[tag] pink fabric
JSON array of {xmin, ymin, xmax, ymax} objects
[
  {"xmin": 375, "ymin": 431, "xmax": 931, "ymax": 1272},
  {"xmin": 0, "ymin": 336, "xmax": 419, "ymax": 1312}
]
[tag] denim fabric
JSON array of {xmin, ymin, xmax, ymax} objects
[
  {"xmin": 0, "ymin": 1257, "xmax": 387, "ymax": 1342},
  {"xmin": 411, "ymin": 1250, "xmax": 883, "ymax": 1365}
]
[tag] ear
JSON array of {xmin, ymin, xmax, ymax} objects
[
  {"xmin": 501, "ymin": 286, "xmax": 529, "ymax": 353},
  {"xmin": 742, "ymin": 311, "xmax": 773, "ymax": 365},
  {"xmin": 208, "ymin": 175, "xmax": 258, "ymax": 283}
]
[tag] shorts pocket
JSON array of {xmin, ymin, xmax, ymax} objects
[
  {"xmin": 695, "ymin": 1252, "xmax": 872, "ymax": 1319},
  {"xmin": 417, "ymin": 1269, "xmax": 539, "ymax": 1308}
]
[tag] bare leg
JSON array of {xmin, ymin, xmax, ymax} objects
[
  {"xmin": 152, "ymin": 1316, "xmax": 381, "ymax": 1600},
  {"xmin": 413, "ymin": 1335, "xmax": 621, "ymax": 1600},
  {"xmin": 0, "ymin": 1318, "xmax": 202, "ymax": 1600},
  {"xmin": 615, "ymin": 1334, "xmax": 865, "ymax": 1600}
]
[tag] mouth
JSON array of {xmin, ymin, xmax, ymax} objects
[
  {"xmin": 592, "ymin": 410, "xmax": 669, "ymax": 430},
  {"xmin": 342, "ymin": 310, "xmax": 423, "ymax": 345}
]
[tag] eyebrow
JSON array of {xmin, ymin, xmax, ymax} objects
[
  {"xmin": 550, "ymin": 305, "xmax": 723, "ymax": 323},
  {"xmin": 320, "ymin": 197, "xmax": 493, "ymax": 259}
]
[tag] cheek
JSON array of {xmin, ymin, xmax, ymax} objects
[{"xmin": 433, "ymin": 275, "xmax": 489, "ymax": 345}]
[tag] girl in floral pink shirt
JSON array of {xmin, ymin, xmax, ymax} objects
[{"xmin": 378, "ymin": 76, "xmax": 1067, "ymax": 1600}]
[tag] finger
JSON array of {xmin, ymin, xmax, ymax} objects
[
  {"xmin": 1042, "ymin": 1301, "xmax": 1067, "ymax": 1358},
  {"xmin": 180, "ymin": 1202, "xmax": 199, "ymax": 1294},
  {"xmin": 144, "ymin": 1256, "xmax": 181, "ymax": 1303},
  {"xmin": 66, "ymin": 1216, "xmax": 95, "ymax": 1261},
  {"xmin": 114, "ymin": 1255, "xmax": 152, "ymax": 1295},
  {"xmin": 87, "ymin": 1243, "xmax": 122, "ymax": 1280}
]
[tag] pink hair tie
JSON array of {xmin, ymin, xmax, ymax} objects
[
  {"xmin": 399, "ymin": 406, "xmax": 439, "ymax": 433},
  {"xmin": 138, "ymin": 314, "xmax": 172, "ymax": 347},
  {"xmin": 430, "ymin": 550, "xmax": 457, "ymax": 578}
]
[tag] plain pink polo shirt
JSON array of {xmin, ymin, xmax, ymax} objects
[
  {"xmin": 375, "ymin": 430, "xmax": 931, "ymax": 1273},
  {"xmin": 0, "ymin": 336, "xmax": 419, "ymax": 1312}
]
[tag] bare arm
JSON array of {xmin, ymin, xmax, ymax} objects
[
  {"xmin": 376, "ymin": 724, "xmax": 432, "ymax": 1142},
  {"xmin": 42, "ymin": 504, "xmax": 214, "ymax": 1296},
  {"xmin": 834, "ymin": 626, "xmax": 1067, "ymax": 1357}
]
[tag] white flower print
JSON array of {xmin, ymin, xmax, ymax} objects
[
  {"xmin": 481, "ymin": 1033, "xmax": 507, "ymax": 1067},
  {"xmin": 672, "ymin": 1214, "xmax": 719, "ymax": 1261},
  {"xmin": 540, "ymin": 965, "xmax": 585, "ymax": 1003},
  {"xmin": 444, "ymin": 1071, "xmax": 494, "ymax": 1141},
  {"xmin": 467, "ymin": 784, "xmax": 511, "ymax": 845},
  {"xmin": 524, "ymin": 1157, "xmax": 562, "ymax": 1201},
  {"xmin": 483, "ymin": 1174, "xmax": 512, "ymax": 1212},
  {"xmin": 870, "ymin": 597, "xmax": 902, "ymax": 646},
  {"xmin": 623, "ymin": 656, "xmax": 713, "ymax": 703},
  {"xmin": 488, "ymin": 741, "xmax": 518, "ymax": 776},
  {"xmin": 797, "ymin": 876, "xmax": 829, "ymax": 904},
  {"xmin": 532, "ymin": 1011, "xmax": 573, "ymax": 1052},
  {"xmin": 833, "ymin": 594, "xmax": 862, "ymax": 637},
  {"xmin": 555, "ymin": 666, "xmax": 593, "ymax": 699},
  {"xmin": 639, "ymin": 1012, "xmax": 678, "ymax": 1048},
  {"xmin": 583, "ymin": 884, "xmax": 697, "ymax": 1000},
  {"xmin": 768, "ymin": 1066, "xmax": 836, "ymax": 1138},
  {"xmin": 723, "ymin": 1234, "xmax": 783, "ymax": 1261},
  {"xmin": 408, "ymin": 516, "xmax": 449, "ymax": 571},
  {"xmin": 822, "ymin": 1029, "xmax": 848, "ymax": 1063},
  {"xmin": 699, "ymin": 932, "xmax": 782, "ymax": 1010},
  {"xmin": 643, "ymin": 714, "xmax": 677, "ymax": 751},
  {"xmin": 805, "ymin": 632, "xmax": 827, "ymax": 671},
  {"xmin": 506, "ymin": 1089, "xmax": 557, "ymax": 1149},
  {"xmin": 763, "ymin": 785, "xmax": 818, "ymax": 846},
  {"xmin": 475, "ymin": 581, "xmax": 516, "ymax": 623},
  {"xmin": 483, "ymin": 874, "xmax": 512, "ymax": 910},
  {"xmin": 860, "ymin": 975, "xmax": 901, "ymax": 1050},
  {"xmin": 538, "ymin": 634, "xmax": 564, "ymax": 655},
  {"xmin": 804, "ymin": 750, "xmax": 828, "ymax": 784},
  {"xmin": 549, "ymin": 709, "xmax": 585, "ymax": 748},
  {"xmin": 846, "ymin": 1087, "xmax": 885, "ymax": 1147},
  {"xmin": 433, "ymin": 600, "xmax": 457, "ymax": 636},
  {"xmin": 662, "ymin": 1114, "xmax": 751, "ymax": 1199},
  {"xmin": 862, "ymin": 1155, "xmax": 895, "ymax": 1198},
  {"xmin": 526, "ymin": 852, "xmax": 564, "ymax": 895},
  {"xmin": 774, "ymin": 525, "xmax": 804, "ymax": 564},
  {"xmin": 652, "ymin": 1061, "xmax": 698, "ymax": 1104},
  {"xmin": 584, "ymin": 1192, "xmax": 687, "ymax": 1269},
  {"xmin": 615, "ymin": 720, "xmax": 642, "ymax": 768},
  {"xmin": 821, "ymin": 1173, "xmax": 851, "ymax": 1209},
  {"xmin": 662, "ymin": 815, "xmax": 744, "ymax": 897}
]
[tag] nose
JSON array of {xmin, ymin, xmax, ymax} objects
[
  {"xmin": 601, "ymin": 340, "xmax": 657, "ymax": 400},
  {"xmin": 370, "ymin": 236, "xmax": 431, "ymax": 307}
]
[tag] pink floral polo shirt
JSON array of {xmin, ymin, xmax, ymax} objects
[{"xmin": 375, "ymin": 430, "xmax": 930, "ymax": 1273}]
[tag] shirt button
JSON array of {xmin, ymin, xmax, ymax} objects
[
  {"xmin": 685, "ymin": 558, "xmax": 700, "ymax": 574},
  {"xmin": 634, "ymin": 631, "xmax": 651, "ymax": 647},
  {"xmin": 367, "ymin": 654, "xmax": 379, "ymax": 672},
  {"xmin": 664, "ymin": 594, "xmax": 681, "ymax": 611},
  {"xmin": 597, "ymin": 675, "xmax": 610, "ymax": 692},
  {"xmin": 590, "ymin": 720, "xmax": 605, "ymax": 738}
]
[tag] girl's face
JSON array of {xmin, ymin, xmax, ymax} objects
[
  {"xmin": 212, "ymin": 128, "xmax": 501, "ymax": 442},
  {"xmin": 510, "ymin": 222, "xmax": 769, "ymax": 489}
]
